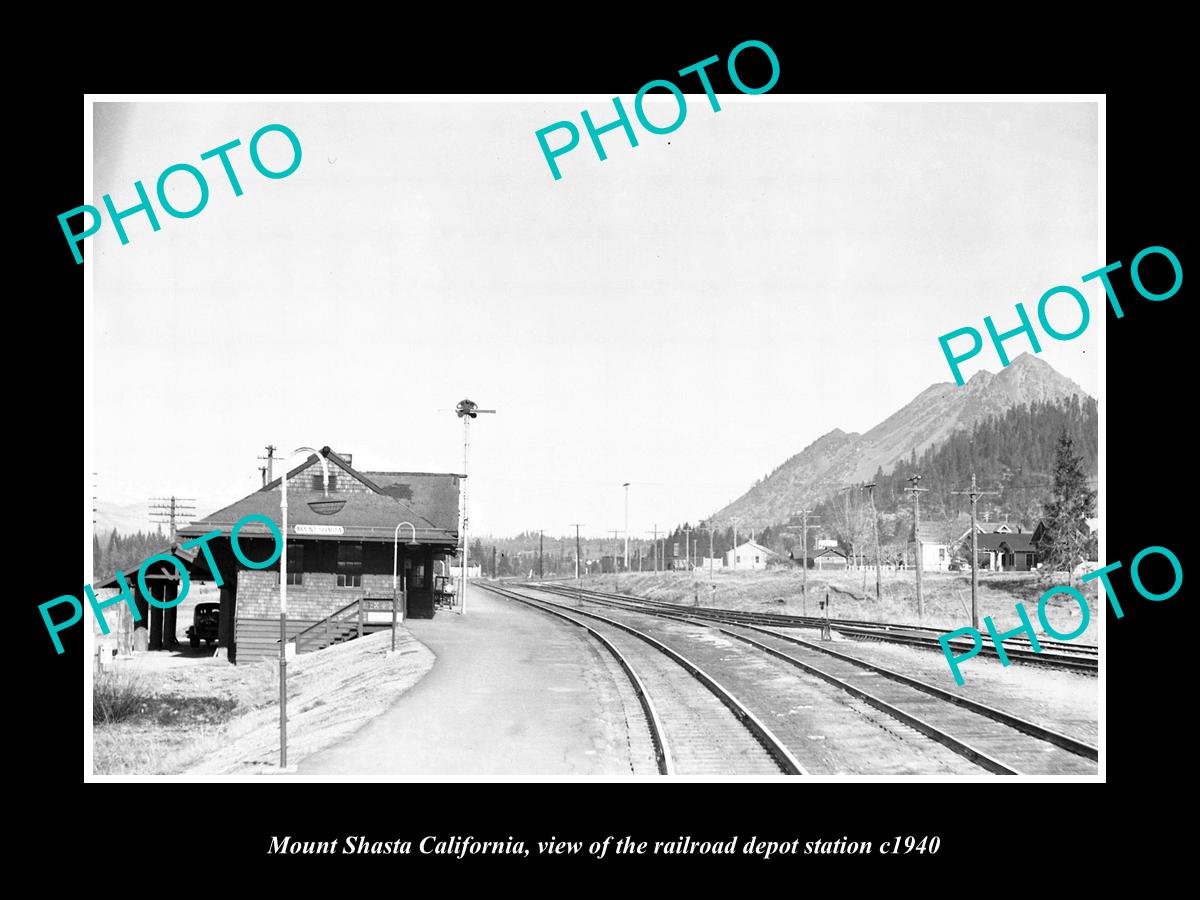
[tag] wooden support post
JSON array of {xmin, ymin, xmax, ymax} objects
[
  {"xmin": 162, "ymin": 581, "xmax": 179, "ymax": 647},
  {"xmin": 148, "ymin": 584, "xmax": 165, "ymax": 651},
  {"xmin": 218, "ymin": 583, "xmax": 236, "ymax": 663}
]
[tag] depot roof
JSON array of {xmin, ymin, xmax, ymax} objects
[{"xmin": 178, "ymin": 450, "xmax": 460, "ymax": 546}]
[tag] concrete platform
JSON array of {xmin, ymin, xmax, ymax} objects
[{"xmin": 297, "ymin": 583, "xmax": 645, "ymax": 775}]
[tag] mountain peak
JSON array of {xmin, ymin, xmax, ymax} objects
[
  {"xmin": 711, "ymin": 355, "xmax": 1092, "ymax": 528},
  {"xmin": 967, "ymin": 368, "xmax": 994, "ymax": 384}
]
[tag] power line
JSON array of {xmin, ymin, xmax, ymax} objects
[
  {"xmin": 148, "ymin": 496, "xmax": 196, "ymax": 542},
  {"xmin": 904, "ymin": 475, "xmax": 929, "ymax": 618},
  {"xmin": 645, "ymin": 525, "xmax": 660, "ymax": 573},
  {"xmin": 951, "ymin": 473, "xmax": 1001, "ymax": 630},
  {"xmin": 864, "ymin": 483, "xmax": 882, "ymax": 601},
  {"xmin": 257, "ymin": 444, "xmax": 277, "ymax": 485},
  {"xmin": 785, "ymin": 509, "xmax": 820, "ymax": 612}
]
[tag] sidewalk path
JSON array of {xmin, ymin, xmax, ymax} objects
[{"xmin": 298, "ymin": 584, "xmax": 644, "ymax": 775}]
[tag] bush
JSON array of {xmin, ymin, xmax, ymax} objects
[{"xmin": 94, "ymin": 669, "xmax": 150, "ymax": 724}]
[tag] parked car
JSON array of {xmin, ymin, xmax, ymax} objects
[{"xmin": 187, "ymin": 603, "xmax": 220, "ymax": 648}]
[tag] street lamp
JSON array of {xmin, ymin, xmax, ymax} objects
[
  {"xmin": 279, "ymin": 445, "xmax": 344, "ymax": 769},
  {"xmin": 393, "ymin": 521, "xmax": 420, "ymax": 650}
]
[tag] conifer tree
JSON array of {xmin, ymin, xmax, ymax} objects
[{"xmin": 1039, "ymin": 430, "xmax": 1097, "ymax": 572}]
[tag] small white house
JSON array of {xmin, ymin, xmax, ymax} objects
[
  {"xmin": 909, "ymin": 523, "xmax": 952, "ymax": 572},
  {"xmin": 811, "ymin": 547, "xmax": 849, "ymax": 570},
  {"xmin": 725, "ymin": 540, "xmax": 773, "ymax": 570}
]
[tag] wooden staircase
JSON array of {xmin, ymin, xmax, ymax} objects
[{"xmin": 294, "ymin": 597, "xmax": 401, "ymax": 654}]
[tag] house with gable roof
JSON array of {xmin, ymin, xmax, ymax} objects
[{"xmin": 177, "ymin": 449, "xmax": 461, "ymax": 662}]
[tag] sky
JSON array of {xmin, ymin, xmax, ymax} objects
[{"xmin": 90, "ymin": 99, "xmax": 1098, "ymax": 540}]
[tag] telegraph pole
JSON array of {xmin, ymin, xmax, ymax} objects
[
  {"xmin": 570, "ymin": 523, "xmax": 585, "ymax": 605},
  {"xmin": 539, "ymin": 530, "xmax": 544, "ymax": 580},
  {"xmin": 149, "ymin": 496, "xmax": 196, "ymax": 543},
  {"xmin": 865, "ymin": 483, "xmax": 882, "ymax": 601},
  {"xmin": 647, "ymin": 525, "xmax": 660, "ymax": 572},
  {"xmin": 905, "ymin": 474, "xmax": 929, "ymax": 618},
  {"xmin": 730, "ymin": 517, "xmax": 741, "ymax": 571},
  {"xmin": 785, "ymin": 509, "xmax": 819, "ymax": 612},
  {"xmin": 570, "ymin": 524, "xmax": 585, "ymax": 578},
  {"xmin": 952, "ymin": 473, "xmax": 1000, "ymax": 630},
  {"xmin": 622, "ymin": 482, "xmax": 630, "ymax": 573},
  {"xmin": 258, "ymin": 444, "xmax": 277, "ymax": 484}
]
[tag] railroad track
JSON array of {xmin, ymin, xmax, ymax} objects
[
  {"xmin": 476, "ymin": 582, "xmax": 806, "ymax": 776},
  {"xmin": 539, "ymin": 582, "xmax": 1098, "ymax": 672},
  {"xmin": 523, "ymin": 582, "xmax": 1097, "ymax": 775}
]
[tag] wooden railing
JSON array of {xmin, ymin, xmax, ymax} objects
[{"xmin": 293, "ymin": 595, "xmax": 403, "ymax": 654}]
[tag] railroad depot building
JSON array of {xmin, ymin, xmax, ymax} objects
[{"xmin": 176, "ymin": 449, "xmax": 461, "ymax": 663}]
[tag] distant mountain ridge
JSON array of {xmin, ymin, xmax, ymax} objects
[
  {"xmin": 93, "ymin": 500, "xmax": 158, "ymax": 538},
  {"xmin": 711, "ymin": 354, "xmax": 1090, "ymax": 529}
]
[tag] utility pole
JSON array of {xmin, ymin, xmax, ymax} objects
[
  {"xmin": 905, "ymin": 474, "xmax": 929, "ymax": 618},
  {"xmin": 570, "ymin": 524, "xmax": 585, "ymax": 578},
  {"xmin": 838, "ymin": 485, "xmax": 856, "ymax": 571},
  {"xmin": 864, "ymin": 483, "xmax": 882, "ymax": 601},
  {"xmin": 622, "ymin": 482, "xmax": 630, "ymax": 573},
  {"xmin": 785, "ymin": 509, "xmax": 819, "ymax": 612},
  {"xmin": 952, "ymin": 473, "xmax": 1000, "ymax": 630},
  {"xmin": 731, "ymin": 517, "xmax": 741, "ymax": 570},
  {"xmin": 570, "ymin": 523, "xmax": 585, "ymax": 605},
  {"xmin": 608, "ymin": 530, "xmax": 622, "ymax": 577},
  {"xmin": 454, "ymin": 399, "xmax": 496, "ymax": 616},
  {"xmin": 258, "ymin": 444, "xmax": 277, "ymax": 484},
  {"xmin": 149, "ymin": 496, "xmax": 196, "ymax": 543},
  {"xmin": 539, "ymin": 530, "xmax": 544, "ymax": 580},
  {"xmin": 647, "ymin": 525, "xmax": 660, "ymax": 572}
]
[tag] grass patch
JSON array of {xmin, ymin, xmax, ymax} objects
[
  {"xmin": 93, "ymin": 669, "xmax": 150, "ymax": 724},
  {"xmin": 93, "ymin": 669, "xmax": 245, "ymax": 773}
]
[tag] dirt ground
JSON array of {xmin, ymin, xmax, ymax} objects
[
  {"xmin": 92, "ymin": 630, "xmax": 434, "ymax": 775},
  {"xmin": 601, "ymin": 567, "xmax": 1100, "ymax": 646}
]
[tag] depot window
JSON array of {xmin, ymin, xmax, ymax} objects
[
  {"xmin": 286, "ymin": 542, "xmax": 304, "ymax": 585},
  {"xmin": 337, "ymin": 542, "xmax": 363, "ymax": 587}
]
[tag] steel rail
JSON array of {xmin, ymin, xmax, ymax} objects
[
  {"xmin": 484, "ymin": 583, "xmax": 807, "ymax": 775},
  {"xmin": 545, "ymin": 584, "xmax": 1098, "ymax": 668},
  {"xmin": 531, "ymin": 584, "xmax": 1098, "ymax": 765}
]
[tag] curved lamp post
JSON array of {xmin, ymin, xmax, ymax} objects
[
  {"xmin": 392, "ymin": 521, "xmax": 419, "ymax": 650},
  {"xmin": 278, "ymin": 445, "xmax": 344, "ymax": 769}
]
